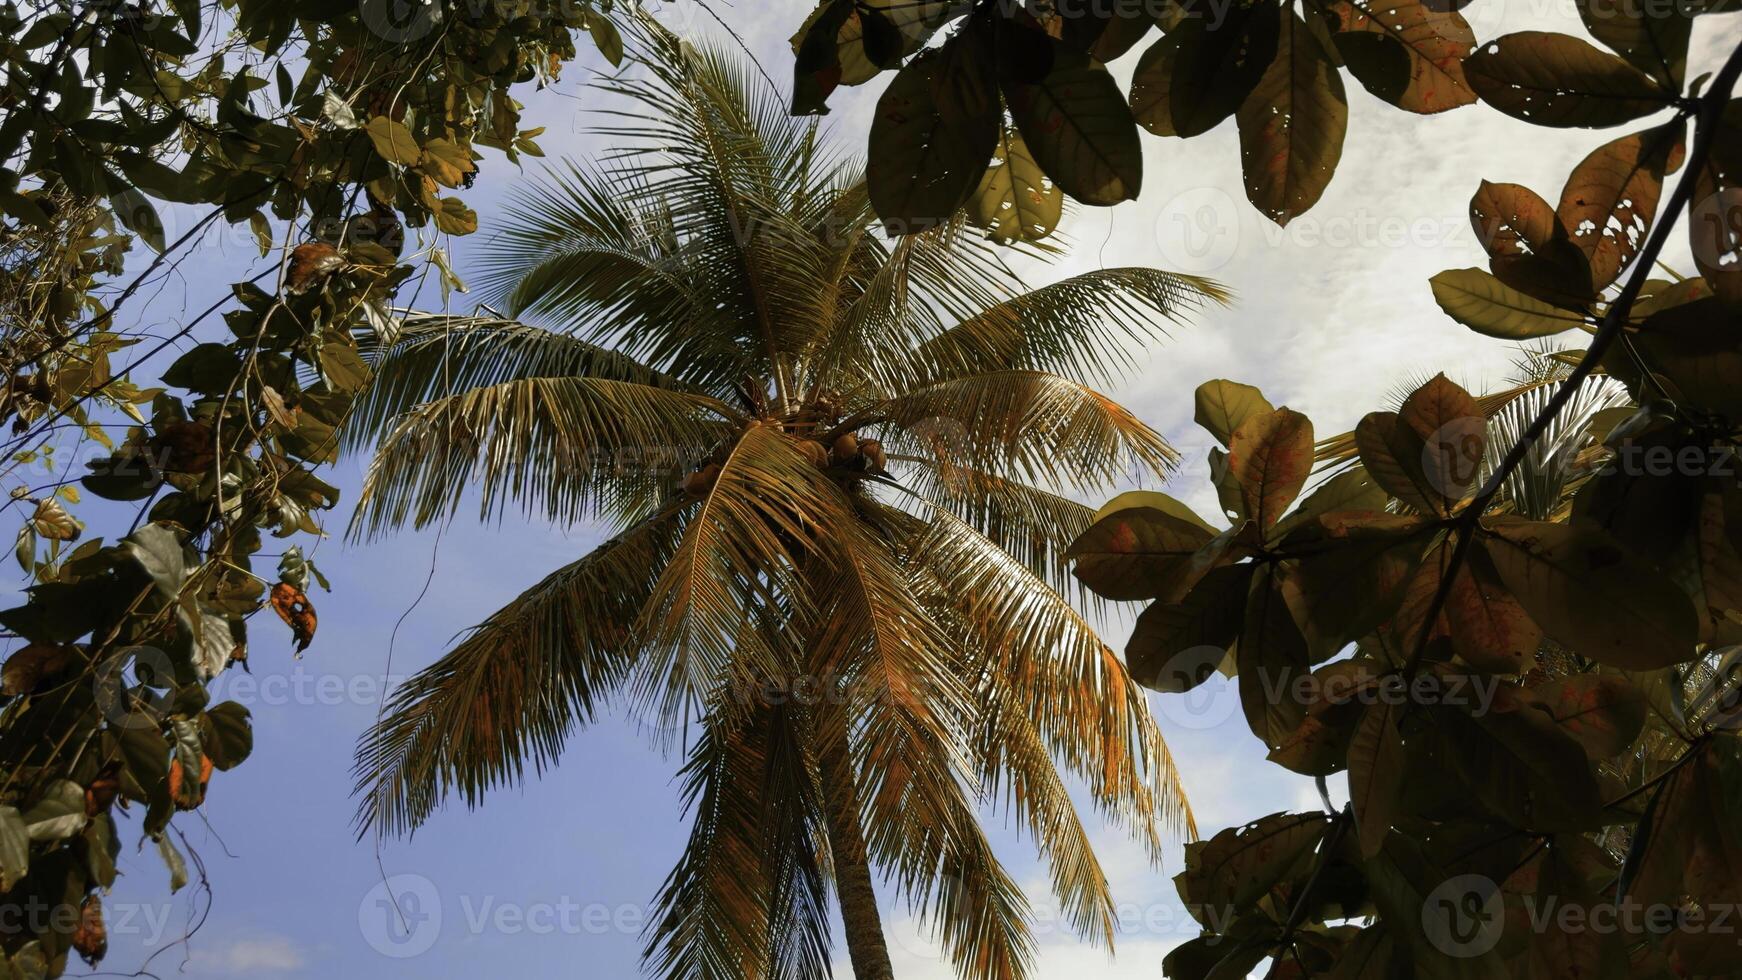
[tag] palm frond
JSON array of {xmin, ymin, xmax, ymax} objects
[
  {"xmin": 628, "ymin": 424, "xmax": 856, "ymax": 725},
  {"xmin": 476, "ymin": 162, "xmax": 754, "ymax": 393},
  {"xmin": 351, "ymin": 506, "xmax": 688, "ymax": 838},
  {"xmin": 894, "ymin": 455, "xmax": 1097, "ymax": 597},
  {"xmin": 349, "ymin": 376, "xmax": 738, "ymax": 538},
  {"xmin": 347, "ymin": 313, "xmax": 692, "ymax": 450},
  {"xmin": 909, "ymin": 268, "xmax": 1226, "ymax": 387},
  {"xmin": 868, "ymin": 370, "xmax": 1178, "ymax": 491},
  {"xmin": 908, "ymin": 505, "xmax": 1197, "ymax": 849}
]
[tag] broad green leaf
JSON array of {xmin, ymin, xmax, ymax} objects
[
  {"xmin": 1174, "ymin": 810, "xmax": 1332, "ymax": 921},
  {"xmin": 1354, "ymin": 410, "xmax": 1442, "ymax": 515},
  {"xmin": 1004, "ymin": 38, "xmax": 1143, "ymax": 205},
  {"xmin": 1481, "ymin": 518, "xmax": 1698, "ymax": 669},
  {"xmin": 364, "ymin": 115, "xmax": 421, "ymax": 166},
  {"xmin": 1239, "ymin": 564, "xmax": 1312, "ymax": 745},
  {"xmin": 1067, "ymin": 505, "xmax": 1218, "ymax": 602},
  {"xmin": 585, "ymin": 10, "xmax": 624, "ymax": 66},
  {"xmin": 1558, "ymin": 123, "xmax": 1686, "ymax": 289},
  {"xmin": 1631, "ymin": 297, "xmax": 1742, "ymax": 419},
  {"xmin": 1349, "ymin": 700, "xmax": 1403, "ymax": 859},
  {"xmin": 200, "ymin": 702, "xmax": 253, "ymax": 772},
  {"xmin": 1464, "ymin": 31, "xmax": 1672, "ymax": 128},
  {"xmin": 1091, "ymin": 489, "xmax": 1219, "ymax": 534},
  {"xmin": 1429, "ymin": 268, "xmax": 1589, "ymax": 339},
  {"xmin": 1194, "ymin": 380, "xmax": 1275, "ymax": 450},
  {"xmin": 22, "ymin": 779, "xmax": 87, "ymax": 842},
  {"xmin": 432, "ymin": 196, "xmax": 478, "ymax": 235},
  {"xmin": 1398, "ymin": 373, "xmax": 1484, "ymax": 513},
  {"xmin": 868, "ymin": 35, "xmax": 999, "ymax": 234},
  {"xmin": 1228, "ymin": 408, "xmax": 1314, "ymax": 529},
  {"xmin": 1237, "ymin": 8, "xmax": 1348, "ymax": 226},
  {"xmin": 967, "ymin": 127, "xmax": 1063, "ymax": 244},
  {"xmin": 1327, "ymin": 0, "xmax": 1478, "ymax": 114},
  {"xmin": 109, "ymin": 187, "xmax": 166, "ymax": 253}
]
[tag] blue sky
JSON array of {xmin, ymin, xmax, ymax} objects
[{"xmin": 34, "ymin": 1, "xmax": 1742, "ymax": 977}]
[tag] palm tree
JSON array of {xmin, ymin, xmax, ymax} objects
[{"xmin": 347, "ymin": 32, "xmax": 1219, "ymax": 980}]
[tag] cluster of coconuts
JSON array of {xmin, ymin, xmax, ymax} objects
[
  {"xmin": 824, "ymin": 432, "xmax": 886, "ymax": 472},
  {"xmin": 680, "ymin": 431, "xmax": 887, "ymax": 497}
]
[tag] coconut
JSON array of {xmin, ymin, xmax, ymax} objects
[
  {"xmin": 860, "ymin": 438, "xmax": 886, "ymax": 471},
  {"xmin": 797, "ymin": 439, "xmax": 829, "ymax": 469},
  {"xmin": 682, "ymin": 462, "xmax": 722, "ymax": 496},
  {"xmin": 831, "ymin": 432, "xmax": 859, "ymax": 463}
]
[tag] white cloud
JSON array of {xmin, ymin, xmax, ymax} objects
[{"xmin": 190, "ymin": 935, "xmax": 305, "ymax": 973}]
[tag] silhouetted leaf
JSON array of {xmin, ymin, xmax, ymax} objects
[
  {"xmin": 1237, "ymin": 8, "xmax": 1348, "ymax": 226},
  {"xmin": 1003, "ymin": 38, "xmax": 1144, "ymax": 205},
  {"xmin": 1481, "ymin": 517, "xmax": 1698, "ymax": 670},
  {"xmin": 1465, "ymin": 31, "xmax": 1671, "ymax": 128},
  {"xmin": 867, "ymin": 32, "xmax": 1000, "ymax": 233},
  {"xmin": 1165, "ymin": 0, "xmax": 1283, "ymax": 137},
  {"xmin": 1429, "ymin": 268, "xmax": 1589, "ymax": 339},
  {"xmin": 1327, "ymin": 0, "xmax": 1478, "ymax": 114}
]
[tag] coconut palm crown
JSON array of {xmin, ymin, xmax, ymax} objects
[{"xmin": 348, "ymin": 32, "xmax": 1223, "ymax": 980}]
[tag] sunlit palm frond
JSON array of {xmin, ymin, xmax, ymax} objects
[
  {"xmin": 909, "ymin": 507, "xmax": 1196, "ymax": 848},
  {"xmin": 1482, "ymin": 376, "xmax": 1631, "ymax": 520},
  {"xmin": 895, "ymin": 455, "xmax": 1096, "ymax": 597},
  {"xmin": 870, "ymin": 370, "xmax": 1178, "ymax": 491},
  {"xmin": 909, "ymin": 268, "xmax": 1227, "ymax": 387},
  {"xmin": 628, "ymin": 424, "xmax": 855, "ymax": 724},
  {"xmin": 645, "ymin": 703, "xmax": 780, "ymax": 980},
  {"xmin": 475, "ymin": 162, "xmax": 751, "ymax": 392},
  {"xmin": 350, "ymin": 376, "xmax": 738, "ymax": 538},
  {"xmin": 856, "ymin": 691, "xmax": 1037, "ymax": 980},
  {"xmin": 347, "ymin": 314, "xmax": 691, "ymax": 450},
  {"xmin": 351, "ymin": 506, "xmax": 687, "ymax": 838},
  {"xmin": 597, "ymin": 33, "xmax": 840, "ymax": 386},
  {"xmin": 973, "ymin": 699, "xmax": 1117, "ymax": 948}
]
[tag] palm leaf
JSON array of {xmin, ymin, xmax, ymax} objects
[
  {"xmin": 867, "ymin": 370, "xmax": 1178, "ymax": 491},
  {"xmin": 352, "ymin": 505, "xmax": 688, "ymax": 837},
  {"xmin": 350, "ymin": 376, "xmax": 738, "ymax": 538}
]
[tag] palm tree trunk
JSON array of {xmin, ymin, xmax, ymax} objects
[{"xmin": 818, "ymin": 737, "xmax": 896, "ymax": 980}]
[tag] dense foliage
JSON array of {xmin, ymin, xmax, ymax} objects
[
  {"xmin": 1036, "ymin": 2, "xmax": 1742, "ymax": 977},
  {"xmin": 794, "ymin": 0, "xmax": 1740, "ymax": 240},
  {"xmin": 0, "ymin": 0, "xmax": 625, "ymax": 974}
]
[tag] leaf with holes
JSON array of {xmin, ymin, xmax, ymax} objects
[
  {"xmin": 1470, "ymin": 180, "xmax": 1596, "ymax": 308},
  {"xmin": 1558, "ymin": 122, "xmax": 1686, "ymax": 289},
  {"xmin": 967, "ymin": 127, "xmax": 1063, "ymax": 243},
  {"xmin": 1237, "ymin": 8, "xmax": 1348, "ymax": 226},
  {"xmin": 1464, "ymin": 31, "xmax": 1672, "ymax": 129}
]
